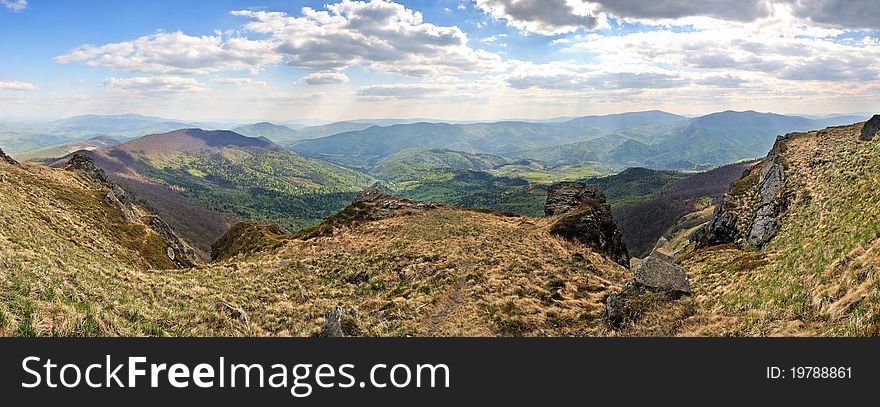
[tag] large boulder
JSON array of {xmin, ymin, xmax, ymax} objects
[
  {"xmin": 544, "ymin": 182, "xmax": 607, "ymax": 216},
  {"xmin": 546, "ymin": 182, "xmax": 629, "ymax": 266},
  {"xmin": 861, "ymin": 115, "xmax": 880, "ymax": 141},
  {"xmin": 605, "ymin": 238, "xmax": 691, "ymax": 329}
]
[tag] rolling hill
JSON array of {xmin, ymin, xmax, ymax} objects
[{"xmin": 232, "ymin": 122, "xmax": 300, "ymax": 144}]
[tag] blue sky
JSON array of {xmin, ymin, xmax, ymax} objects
[{"xmin": 1, "ymin": 0, "xmax": 879, "ymax": 121}]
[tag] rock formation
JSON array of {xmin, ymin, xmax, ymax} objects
[
  {"xmin": 605, "ymin": 237, "xmax": 691, "ymax": 329},
  {"xmin": 215, "ymin": 301, "xmax": 248, "ymax": 324},
  {"xmin": 544, "ymin": 182, "xmax": 607, "ymax": 216},
  {"xmin": 65, "ymin": 153, "xmax": 140, "ymax": 222},
  {"xmin": 0, "ymin": 148, "xmax": 17, "ymax": 165},
  {"xmin": 746, "ymin": 137, "xmax": 787, "ymax": 249},
  {"xmin": 861, "ymin": 115, "xmax": 880, "ymax": 141},
  {"xmin": 546, "ymin": 182, "xmax": 630, "ymax": 266},
  {"xmin": 321, "ymin": 306, "xmax": 345, "ymax": 337},
  {"xmin": 145, "ymin": 215, "xmax": 198, "ymax": 268}
]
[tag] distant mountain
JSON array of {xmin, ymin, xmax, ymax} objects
[
  {"xmin": 369, "ymin": 148, "xmax": 511, "ymax": 182},
  {"xmin": 232, "ymin": 122, "xmax": 301, "ymax": 145},
  {"xmin": 560, "ymin": 110, "xmax": 688, "ymax": 130},
  {"xmin": 48, "ymin": 114, "xmax": 195, "ymax": 139},
  {"xmin": 18, "ymin": 135, "xmax": 120, "ymax": 163},
  {"xmin": 0, "ymin": 132, "xmax": 75, "ymax": 156},
  {"xmin": 55, "ymin": 129, "xmax": 374, "ymax": 256},
  {"xmin": 291, "ymin": 121, "xmax": 588, "ymax": 163},
  {"xmin": 289, "ymin": 121, "xmax": 375, "ymax": 144},
  {"xmin": 515, "ymin": 111, "xmax": 868, "ymax": 170}
]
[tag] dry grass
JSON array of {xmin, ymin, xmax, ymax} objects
[{"xmin": 1, "ymin": 160, "xmax": 629, "ymax": 336}]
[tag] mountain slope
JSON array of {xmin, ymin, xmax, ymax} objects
[
  {"xmin": 55, "ymin": 129, "xmax": 374, "ymax": 256},
  {"xmin": 670, "ymin": 118, "xmax": 880, "ymax": 336},
  {"xmin": 370, "ymin": 148, "xmax": 511, "ymax": 182},
  {"xmin": 232, "ymin": 122, "xmax": 301, "ymax": 145}
]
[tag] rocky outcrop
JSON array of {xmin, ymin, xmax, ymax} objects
[
  {"xmin": 546, "ymin": 182, "xmax": 629, "ymax": 266},
  {"xmin": 145, "ymin": 215, "xmax": 198, "ymax": 268},
  {"xmin": 321, "ymin": 306, "xmax": 345, "ymax": 337},
  {"xmin": 746, "ymin": 138, "xmax": 787, "ymax": 249},
  {"xmin": 65, "ymin": 153, "xmax": 139, "ymax": 222},
  {"xmin": 694, "ymin": 196, "xmax": 740, "ymax": 247},
  {"xmin": 861, "ymin": 115, "xmax": 880, "ymax": 141},
  {"xmin": 605, "ymin": 238, "xmax": 692, "ymax": 329},
  {"xmin": 544, "ymin": 182, "xmax": 607, "ymax": 216},
  {"xmin": 0, "ymin": 148, "xmax": 17, "ymax": 165},
  {"xmin": 211, "ymin": 221, "xmax": 292, "ymax": 262}
]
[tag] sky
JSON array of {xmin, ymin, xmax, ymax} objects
[{"xmin": 1, "ymin": 0, "xmax": 879, "ymax": 121}]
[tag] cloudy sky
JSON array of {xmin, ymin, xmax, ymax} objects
[{"xmin": 1, "ymin": 0, "xmax": 879, "ymax": 121}]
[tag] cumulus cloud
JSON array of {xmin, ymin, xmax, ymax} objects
[
  {"xmin": 0, "ymin": 80, "xmax": 37, "ymax": 90},
  {"xmin": 103, "ymin": 76, "xmax": 208, "ymax": 94},
  {"xmin": 55, "ymin": 31, "xmax": 280, "ymax": 75},
  {"xmin": 211, "ymin": 77, "xmax": 268, "ymax": 87},
  {"xmin": 505, "ymin": 61, "xmax": 688, "ymax": 90},
  {"xmin": 1, "ymin": 0, "xmax": 26, "ymax": 12},
  {"xmin": 475, "ymin": 0, "xmax": 602, "ymax": 35},
  {"xmin": 785, "ymin": 0, "xmax": 880, "ymax": 30},
  {"xmin": 594, "ymin": 0, "xmax": 772, "ymax": 23},
  {"xmin": 300, "ymin": 71, "xmax": 350, "ymax": 85},
  {"xmin": 232, "ymin": 0, "xmax": 502, "ymax": 76},
  {"xmin": 356, "ymin": 83, "xmax": 445, "ymax": 100}
]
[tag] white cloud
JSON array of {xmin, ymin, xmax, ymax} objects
[
  {"xmin": 505, "ymin": 61, "xmax": 688, "ymax": 91},
  {"xmin": 356, "ymin": 83, "xmax": 445, "ymax": 100},
  {"xmin": 300, "ymin": 71, "xmax": 350, "ymax": 85},
  {"xmin": 103, "ymin": 76, "xmax": 208, "ymax": 94},
  {"xmin": 1, "ymin": 0, "xmax": 26, "ymax": 12},
  {"xmin": 211, "ymin": 77, "xmax": 268, "ymax": 87},
  {"xmin": 0, "ymin": 80, "xmax": 37, "ymax": 90},
  {"xmin": 55, "ymin": 31, "xmax": 280, "ymax": 75},
  {"xmin": 475, "ymin": 0, "xmax": 603, "ymax": 35},
  {"xmin": 232, "ymin": 0, "xmax": 503, "ymax": 77}
]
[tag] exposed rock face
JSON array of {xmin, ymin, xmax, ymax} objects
[
  {"xmin": 746, "ymin": 138, "xmax": 787, "ymax": 249},
  {"xmin": 694, "ymin": 197, "xmax": 740, "ymax": 247},
  {"xmin": 861, "ymin": 115, "xmax": 880, "ymax": 141},
  {"xmin": 544, "ymin": 182, "xmax": 607, "ymax": 216},
  {"xmin": 605, "ymin": 238, "xmax": 691, "ymax": 329},
  {"xmin": 145, "ymin": 215, "xmax": 198, "ymax": 268},
  {"xmin": 0, "ymin": 148, "xmax": 17, "ymax": 165},
  {"xmin": 546, "ymin": 182, "xmax": 629, "ymax": 266}
]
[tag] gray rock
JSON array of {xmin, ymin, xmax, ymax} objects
[
  {"xmin": 544, "ymin": 182, "xmax": 607, "ymax": 216},
  {"xmin": 861, "ymin": 115, "xmax": 880, "ymax": 141},
  {"xmin": 215, "ymin": 301, "xmax": 248, "ymax": 324},
  {"xmin": 747, "ymin": 139, "xmax": 787, "ymax": 248},
  {"xmin": 547, "ymin": 183, "xmax": 630, "ymax": 266},
  {"xmin": 321, "ymin": 306, "xmax": 345, "ymax": 337},
  {"xmin": 605, "ymin": 238, "xmax": 691, "ymax": 329},
  {"xmin": 145, "ymin": 215, "xmax": 198, "ymax": 268}
]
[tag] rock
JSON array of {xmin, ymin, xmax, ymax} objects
[
  {"xmin": 64, "ymin": 153, "xmax": 115, "ymax": 189},
  {"xmin": 0, "ymin": 148, "xmax": 17, "ymax": 165},
  {"xmin": 694, "ymin": 196, "xmax": 740, "ymax": 247},
  {"xmin": 861, "ymin": 115, "xmax": 880, "ymax": 141},
  {"xmin": 320, "ymin": 306, "xmax": 345, "ymax": 337},
  {"xmin": 547, "ymin": 182, "xmax": 629, "ymax": 266},
  {"xmin": 605, "ymin": 238, "xmax": 691, "ymax": 329},
  {"xmin": 145, "ymin": 215, "xmax": 198, "ymax": 268},
  {"xmin": 746, "ymin": 139, "xmax": 787, "ymax": 249},
  {"xmin": 215, "ymin": 301, "xmax": 248, "ymax": 324},
  {"xmin": 544, "ymin": 182, "xmax": 607, "ymax": 216}
]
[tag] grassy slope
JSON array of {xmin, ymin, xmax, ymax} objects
[
  {"xmin": 0, "ymin": 161, "xmax": 629, "ymax": 337},
  {"xmin": 678, "ymin": 123, "xmax": 880, "ymax": 336}
]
